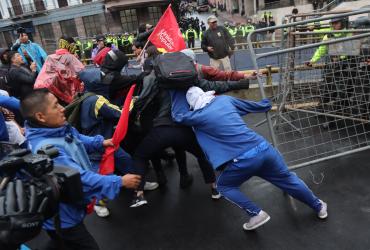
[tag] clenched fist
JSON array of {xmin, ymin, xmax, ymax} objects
[{"xmin": 121, "ymin": 174, "xmax": 141, "ymax": 189}]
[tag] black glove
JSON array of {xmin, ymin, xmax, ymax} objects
[
  {"xmin": 0, "ymin": 179, "xmax": 48, "ymax": 246},
  {"xmin": 229, "ymin": 79, "xmax": 250, "ymax": 91}
]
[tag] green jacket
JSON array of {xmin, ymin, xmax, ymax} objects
[
  {"xmin": 186, "ymin": 29, "xmax": 198, "ymax": 40},
  {"xmin": 244, "ymin": 25, "xmax": 255, "ymax": 34},
  {"xmin": 227, "ymin": 27, "xmax": 236, "ymax": 38},
  {"xmin": 310, "ymin": 32, "xmax": 351, "ymax": 63},
  {"xmin": 235, "ymin": 26, "xmax": 246, "ymax": 37}
]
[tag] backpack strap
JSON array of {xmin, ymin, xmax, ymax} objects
[{"xmin": 196, "ymin": 64, "xmax": 204, "ymax": 79}]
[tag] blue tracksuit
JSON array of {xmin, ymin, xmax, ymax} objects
[
  {"xmin": 171, "ymin": 93, "xmax": 322, "ymax": 216},
  {"xmin": 79, "ymin": 68, "xmax": 132, "ymax": 175},
  {"xmin": 26, "ymin": 123, "xmax": 122, "ymax": 230}
]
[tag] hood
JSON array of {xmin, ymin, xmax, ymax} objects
[
  {"xmin": 186, "ymin": 86, "xmax": 215, "ymax": 110},
  {"xmin": 79, "ymin": 68, "xmax": 109, "ymax": 97},
  {"xmin": 100, "ymin": 50, "xmax": 128, "ymax": 73}
]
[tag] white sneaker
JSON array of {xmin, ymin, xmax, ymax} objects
[
  {"xmin": 94, "ymin": 205, "xmax": 110, "ymax": 217},
  {"xmin": 144, "ymin": 182, "xmax": 159, "ymax": 191},
  {"xmin": 318, "ymin": 200, "xmax": 328, "ymax": 219},
  {"xmin": 243, "ymin": 210, "xmax": 271, "ymax": 231}
]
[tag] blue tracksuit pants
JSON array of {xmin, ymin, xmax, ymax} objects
[{"xmin": 217, "ymin": 142, "xmax": 322, "ymax": 217}]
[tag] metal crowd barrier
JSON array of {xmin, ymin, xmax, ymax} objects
[{"xmin": 247, "ymin": 8, "xmax": 370, "ymax": 170}]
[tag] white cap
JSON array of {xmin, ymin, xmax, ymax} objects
[{"xmin": 207, "ymin": 15, "xmax": 218, "ymax": 23}]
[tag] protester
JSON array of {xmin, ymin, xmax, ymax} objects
[
  {"xmin": 99, "ymin": 50, "xmax": 139, "ymax": 103},
  {"xmin": 7, "ymin": 51, "xmax": 37, "ymax": 99},
  {"xmin": 201, "ymin": 15, "xmax": 235, "ymax": 71},
  {"xmin": 0, "ymin": 90, "xmax": 25, "ymax": 146},
  {"xmin": 0, "ymin": 93, "xmax": 20, "ymax": 142},
  {"xmin": 34, "ymin": 37, "xmax": 85, "ymax": 105},
  {"xmin": 21, "ymin": 89, "xmax": 141, "ymax": 249},
  {"xmin": 92, "ymin": 35, "xmax": 113, "ymax": 66},
  {"xmin": 171, "ymin": 87, "xmax": 328, "ymax": 231},
  {"xmin": 11, "ymin": 27, "xmax": 47, "ymax": 73},
  {"xmin": 0, "ymin": 48, "xmax": 11, "ymax": 91},
  {"xmin": 130, "ymin": 53, "xmax": 254, "ymax": 207}
]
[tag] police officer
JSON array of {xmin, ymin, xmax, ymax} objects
[
  {"xmin": 307, "ymin": 17, "xmax": 351, "ymax": 128},
  {"xmin": 235, "ymin": 22, "xmax": 246, "ymax": 49},
  {"xmin": 186, "ymin": 24, "xmax": 198, "ymax": 48}
]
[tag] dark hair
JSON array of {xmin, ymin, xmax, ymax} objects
[
  {"xmin": 133, "ymin": 41, "xmax": 143, "ymax": 49},
  {"xmin": 8, "ymin": 51, "xmax": 18, "ymax": 63},
  {"xmin": 138, "ymin": 24, "xmax": 146, "ymax": 33},
  {"xmin": 0, "ymin": 48, "xmax": 10, "ymax": 64},
  {"xmin": 16, "ymin": 27, "xmax": 26, "ymax": 34},
  {"xmin": 146, "ymin": 45, "xmax": 159, "ymax": 58},
  {"xmin": 20, "ymin": 89, "xmax": 50, "ymax": 123}
]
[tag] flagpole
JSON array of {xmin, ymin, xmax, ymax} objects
[
  {"xmin": 137, "ymin": 4, "xmax": 171, "ymax": 60},
  {"xmin": 137, "ymin": 39, "xmax": 150, "ymax": 61}
]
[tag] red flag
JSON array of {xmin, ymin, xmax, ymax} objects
[
  {"xmin": 148, "ymin": 5, "xmax": 186, "ymax": 52},
  {"xmin": 99, "ymin": 84, "xmax": 136, "ymax": 175}
]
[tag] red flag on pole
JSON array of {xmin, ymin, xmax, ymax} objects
[
  {"xmin": 148, "ymin": 5, "xmax": 186, "ymax": 52},
  {"xmin": 99, "ymin": 84, "xmax": 136, "ymax": 175}
]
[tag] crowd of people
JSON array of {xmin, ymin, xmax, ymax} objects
[{"xmin": 0, "ymin": 12, "xmax": 331, "ymax": 250}]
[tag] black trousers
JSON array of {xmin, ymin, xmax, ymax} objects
[
  {"xmin": 43, "ymin": 223, "xmax": 99, "ymax": 250},
  {"xmin": 187, "ymin": 38, "xmax": 195, "ymax": 48},
  {"xmin": 133, "ymin": 125, "xmax": 216, "ymax": 190}
]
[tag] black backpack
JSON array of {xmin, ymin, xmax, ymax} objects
[{"xmin": 153, "ymin": 52, "xmax": 198, "ymax": 89}]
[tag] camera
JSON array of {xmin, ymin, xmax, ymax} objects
[{"xmin": 0, "ymin": 143, "xmax": 84, "ymax": 247}]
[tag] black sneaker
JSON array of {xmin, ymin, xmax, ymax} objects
[
  {"xmin": 211, "ymin": 188, "xmax": 221, "ymax": 200},
  {"xmin": 180, "ymin": 173, "xmax": 194, "ymax": 189},
  {"xmin": 130, "ymin": 195, "xmax": 148, "ymax": 208}
]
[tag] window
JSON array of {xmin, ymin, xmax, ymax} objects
[
  {"xmin": 60, "ymin": 19, "xmax": 78, "ymax": 38},
  {"xmin": 148, "ymin": 6, "xmax": 162, "ymax": 25},
  {"xmin": 57, "ymin": 0, "xmax": 68, "ymax": 8},
  {"xmin": 34, "ymin": 0, "xmax": 46, "ymax": 11},
  {"xmin": 38, "ymin": 23, "xmax": 56, "ymax": 53},
  {"xmin": 82, "ymin": 0, "xmax": 92, "ymax": 2},
  {"xmin": 120, "ymin": 9, "xmax": 138, "ymax": 33},
  {"xmin": 0, "ymin": 31, "xmax": 14, "ymax": 48},
  {"xmin": 83, "ymin": 15, "xmax": 102, "ymax": 37}
]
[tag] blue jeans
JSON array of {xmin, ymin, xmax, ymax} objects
[{"xmin": 217, "ymin": 142, "xmax": 321, "ymax": 216}]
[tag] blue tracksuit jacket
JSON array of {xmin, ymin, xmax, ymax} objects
[
  {"xmin": 26, "ymin": 123, "xmax": 122, "ymax": 230},
  {"xmin": 171, "ymin": 91, "xmax": 271, "ymax": 169}
]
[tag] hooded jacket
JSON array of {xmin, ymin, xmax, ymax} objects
[
  {"xmin": 100, "ymin": 50, "xmax": 138, "ymax": 100},
  {"xmin": 34, "ymin": 49, "xmax": 85, "ymax": 104},
  {"xmin": 171, "ymin": 93, "xmax": 272, "ymax": 169},
  {"xmin": 12, "ymin": 40, "xmax": 47, "ymax": 72},
  {"xmin": 79, "ymin": 68, "xmax": 121, "ymax": 139},
  {"xmin": 25, "ymin": 123, "xmax": 122, "ymax": 230}
]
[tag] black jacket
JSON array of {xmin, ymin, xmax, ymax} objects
[
  {"xmin": 100, "ymin": 50, "xmax": 139, "ymax": 99},
  {"xmin": 7, "ymin": 65, "xmax": 36, "ymax": 99},
  {"xmin": 134, "ymin": 71, "xmax": 249, "ymax": 129},
  {"xmin": 201, "ymin": 26, "xmax": 235, "ymax": 59}
]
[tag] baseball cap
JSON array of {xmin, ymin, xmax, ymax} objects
[{"xmin": 207, "ymin": 15, "xmax": 218, "ymax": 23}]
